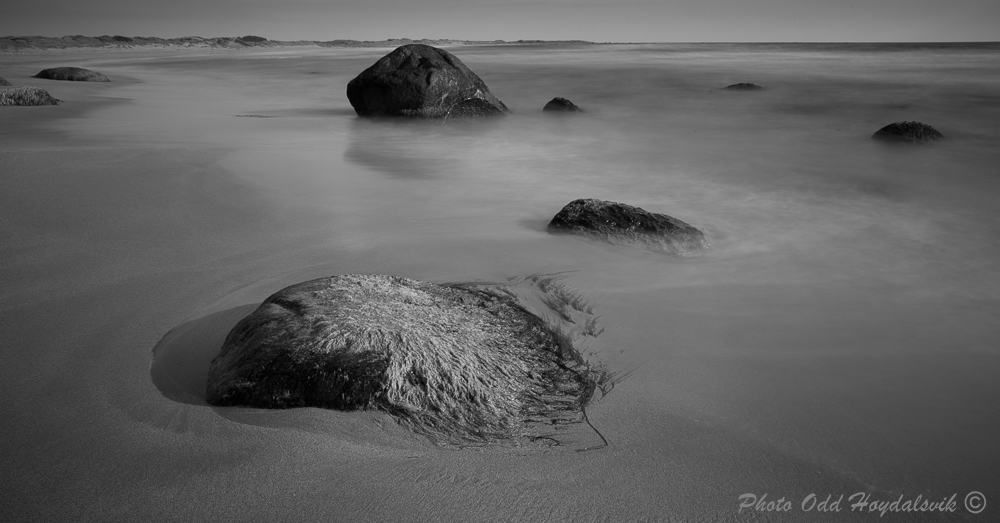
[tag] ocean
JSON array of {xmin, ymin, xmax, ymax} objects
[{"xmin": 2, "ymin": 42, "xmax": 998, "ymax": 521}]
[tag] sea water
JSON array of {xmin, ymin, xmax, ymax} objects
[{"xmin": 55, "ymin": 42, "xmax": 1000, "ymax": 511}]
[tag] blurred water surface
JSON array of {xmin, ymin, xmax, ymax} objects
[{"xmin": 46, "ymin": 42, "xmax": 1000, "ymax": 512}]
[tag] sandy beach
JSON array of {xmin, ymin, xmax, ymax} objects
[{"xmin": 2, "ymin": 44, "xmax": 998, "ymax": 522}]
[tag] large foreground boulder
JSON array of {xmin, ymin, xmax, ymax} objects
[
  {"xmin": 0, "ymin": 86, "xmax": 59, "ymax": 106},
  {"xmin": 206, "ymin": 274, "xmax": 598, "ymax": 444},
  {"xmin": 33, "ymin": 67, "xmax": 109, "ymax": 82},
  {"xmin": 872, "ymin": 121, "xmax": 942, "ymax": 143},
  {"xmin": 346, "ymin": 44, "xmax": 509, "ymax": 118},
  {"xmin": 548, "ymin": 198, "xmax": 709, "ymax": 255}
]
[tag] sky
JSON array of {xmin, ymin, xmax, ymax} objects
[{"xmin": 2, "ymin": 0, "xmax": 999, "ymax": 42}]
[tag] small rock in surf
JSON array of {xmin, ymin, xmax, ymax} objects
[
  {"xmin": 543, "ymin": 97, "xmax": 583, "ymax": 112},
  {"xmin": 724, "ymin": 83, "xmax": 763, "ymax": 90},
  {"xmin": 548, "ymin": 198, "xmax": 709, "ymax": 256},
  {"xmin": 871, "ymin": 121, "xmax": 943, "ymax": 143},
  {"xmin": 33, "ymin": 67, "xmax": 110, "ymax": 82}
]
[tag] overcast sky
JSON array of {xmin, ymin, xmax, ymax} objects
[{"xmin": 3, "ymin": 0, "xmax": 998, "ymax": 42}]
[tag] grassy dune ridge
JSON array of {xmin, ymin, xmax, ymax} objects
[{"xmin": 0, "ymin": 34, "xmax": 593, "ymax": 51}]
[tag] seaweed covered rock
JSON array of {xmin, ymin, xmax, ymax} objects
[
  {"xmin": 724, "ymin": 83, "xmax": 762, "ymax": 90},
  {"xmin": 0, "ymin": 77, "xmax": 11, "ymax": 86},
  {"xmin": 0, "ymin": 86, "xmax": 59, "ymax": 106},
  {"xmin": 206, "ymin": 274, "xmax": 599, "ymax": 444},
  {"xmin": 33, "ymin": 67, "xmax": 109, "ymax": 82},
  {"xmin": 543, "ymin": 97, "xmax": 583, "ymax": 112},
  {"xmin": 872, "ymin": 121, "xmax": 942, "ymax": 143},
  {"xmin": 346, "ymin": 44, "xmax": 509, "ymax": 118},
  {"xmin": 548, "ymin": 198, "xmax": 709, "ymax": 255}
]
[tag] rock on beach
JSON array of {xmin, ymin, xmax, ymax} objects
[
  {"xmin": 33, "ymin": 67, "xmax": 109, "ymax": 82},
  {"xmin": 548, "ymin": 198, "xmax": 710, "ymax": 255},
  {"xmin": 346, "ymin": 44, "xmax": 509, "ymax": 118},
  {"xmin": 205, "ymin": 274, "xmax": 599, "ymax": 445}
]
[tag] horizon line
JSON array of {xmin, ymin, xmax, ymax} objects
[{"xmin": 3, "ymin": 34, "xmax": 1000, "ymax": 45}]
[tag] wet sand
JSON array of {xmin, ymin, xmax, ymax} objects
[{"xmin": 1, "ymin": 46, "xmax": 998, "ymax": 522}]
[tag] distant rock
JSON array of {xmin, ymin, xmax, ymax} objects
[
  {"xmin": 205, "ymin": 274, "xmax": 599, "ymax": 445},
  {"xmin": 543, "ymin": 97, "xmax": 583, "ymax": 112},
  {"xmin": 724, "ymin": 83, "xmax": 762, "ymax": 90},
  {"xmin": 548, "ymin": 198, "xmax": 709, "ymax": 255},
  {"xmin": 0, "ymin": 86, "xmax": 59, "ymax": 106},
  {"xmin": 33, "ymin": 67, "xmax": 109, "ymax": 82},
  {"xmin": 871, "ymin": 121, "xmax": 942, "ymax": 143},
  {"xmin": 346, "ymin": 44, "xmax": 509, "ymax": 118},
  {"xmin": 0, "ymin": 77, "xmax": 11, "ymax": 86}
]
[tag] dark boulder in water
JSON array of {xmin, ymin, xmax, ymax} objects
[
  {"xmin": 548, "ymin": 198, "xmax": 709, "ymax": 255},
  {"xmin": 33, "ymin": 67, "xmax": 109, "ymax": 82},
  {"xmin": 205, "ymin": 274, "xmax": 599, "ymax": 445},
  {"xmin": 724, "ymin": 83, "xmax": 762, "ymax": 90},
  {"xmin": 0, "ymin": 77, "xmax": 11, "ymax": 86},
  {"xmin": 0, "ymin": 86, "xmax": 59, "ymax": 106},
  {"xmin": 543, "ymin": 97, "xmax": 583, "ymax": 112},
  {"xmin": 872, "ymin": 121, "xmax": 942, "ymax": 143},
  {"xmin": 346, "ymin": 44, "xmax": 509, "ymax": 118}
]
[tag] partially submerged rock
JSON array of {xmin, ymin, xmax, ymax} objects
[
  {"xmin": 548, "ymin": 198, "xmax": 709, "ymax": 255},
  {"xmin": 871, "ymin": 121, "xmax": 942, "ymax": 143},
  {"xmin": 0, "ymin": 77, "xmax": 11, "ymax": 86},
  {"xmin": 33, "ymin": 67, "xmax": 109, "ymax": 82},
  {"xmin": 206, "ymin": 274, "xmax": 599, "ymax": 445},
  {"xmin": 346, "ymin": 44, "xmax": 509, "ymax": 118},
  {"xmin": 0, "ymin": 86, "xmax": 59, "ymax": 106},
  {"xmin": 724, "ymin": 83, "xmax": 762, "ymax": 90},
  {"xmin": 543, "ymin": 97, "xmax": 583, "ymax": 112}
]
